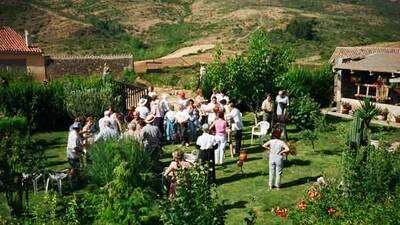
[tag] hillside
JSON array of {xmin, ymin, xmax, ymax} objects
[{"xmin": 1, "ymin": 0, "xmax": 400, "ymax": 61}]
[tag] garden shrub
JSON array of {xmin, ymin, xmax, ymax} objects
[
  {"xmin": 0, "ymin": 70, "xmax": 124, "ymax": 131},
  {"xmin": 0, "ymin": 128, "xmax": 43, "ymax": 216},
  {"xmin": 87, "ymin": 138, "xmax": 153, "ymax": 187},
  {"xmin": 0, "ymin": 116, "xmax": 28, "ymax": 137},
  {"xmin": 276, "ymin": 65, "xmax": 333, "ymax": 107},
  {"xmin": 288, "ymin": 95, "xmax": 320, "ymax": 129},
  {"xmin": 161, "ymin": 165, "xmax": 226, "ymax": 225},
  {"xmin": 290, "ymin": 144, "xmax": 400, "ymax": 224}
]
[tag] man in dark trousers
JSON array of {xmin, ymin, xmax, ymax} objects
[{"xmin": 196, "ymin": 123, "xmax": 217, "ymax": 182}]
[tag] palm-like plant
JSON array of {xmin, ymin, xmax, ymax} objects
[{"xmin": 354, "ymin": 98, "xmax": 380, "ymax": 128}]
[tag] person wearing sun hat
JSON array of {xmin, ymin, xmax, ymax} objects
[
  {"xmin": 141, "ymin": 114, "xmax": 162, "ymax": 160},
  {"xmin": 67, "ymin": 122, "xmax": 83, "ymax": 175},
  {"xmin": 136, "ymin": 98, "xmax": 149, "ymax": 119}
]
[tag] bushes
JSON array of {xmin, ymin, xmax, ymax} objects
[
  {"xmin": 87, "ymin": 138, "xmax": 153, "ymax": 187},
  {"xmin": 0, "ymin": 117, "xmax": 28, "ymax": 137},
  {"xmin": 161, "ymin": 165, "xmax": 226, "ymax": 225},
  {"xmin": 288, "ymin": 95, "xmax": 320, "ymax": 130},
  {"xmin": 290, "ymin": 145, "xmax": 400, "ymax": 224},
  {"xmin": 0, "ymin": 117, "xmax": 43, "ymax": 216},
  {"xmin": 276, "ymin": 65, "xmax": 333, "ymax": 107},
  {"xmin": 0, "ymin": 70, "xmax": 124, "ymax": 131}
]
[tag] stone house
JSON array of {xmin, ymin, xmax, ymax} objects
[
  {"xmin": 330, "ymin": 47, "xmax": 400, "ymax": 123},
  {"xmin": 0, "ymin": 27, "xmax": 46, "ymax": 81}
]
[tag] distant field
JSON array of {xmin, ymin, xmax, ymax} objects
[{"xmin": 1, "ymin": 0, "xmax": 400, "ymax": 61}]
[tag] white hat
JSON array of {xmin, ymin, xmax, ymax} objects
[
  {"xmin": 138, "ymin": 98, "xmax": 147, "ymax": 107},
  {"xmin": 149, "ymin": 92, "xmax": 157, "ymax": 98},
  {"xmin": 144, "ymin": 114, "xmax": 155, "ymax": 124},
  {"xmin": 104, "ymin": 110, "xmax": 111, "ymax": 117}
]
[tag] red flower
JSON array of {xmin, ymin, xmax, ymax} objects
[
  {"xmin": 297, "ymin": 200, "xmax": 307, "ymax": 211},
  {"xmin": 327, "ymin": 207, "xmax": 335, "ymax": 216},
  {"xmin": 307, "ymin": 190, "xmax": 321, "ymax": 200},
  {"xmin": 272, "ymin": 207, "xmax": 288, "ymax": 218}
]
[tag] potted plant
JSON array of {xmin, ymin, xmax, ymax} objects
[
  {"xmin": 341, "ymin": 102, "xmax": 351, "ymax": 114},
  {"xmin": 378, "ymin": 108, "xmax": 389, "ymax": 121},
  {"xmin": 395, "ymin": 115, "xmax": 400, "ymax": 123}
]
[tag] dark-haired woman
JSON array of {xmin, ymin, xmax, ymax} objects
[{"xmin": 263, "ymin": 130, "xmax": 290, "ymax": 190}]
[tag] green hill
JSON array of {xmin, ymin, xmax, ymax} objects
[{"xmin": 1, "ymin": 0, "xmax": 400, "ymax": 61}]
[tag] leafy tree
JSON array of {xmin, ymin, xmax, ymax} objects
[
  {"xmin": 288, "ymin": 95, "xmax": 320, "ymax": 130},
  {"xmin": 302, "ymin": 129, "xmax": 318, "ymax": 150},
  {"xmin": 201, "ymin": 29, "xmax": 294, "ymax": 111}
]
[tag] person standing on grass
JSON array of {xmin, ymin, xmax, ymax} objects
[
  {"xmin": 150, "ymin": 94, "xmax": 165, "ymax": 135},
  {"xmin": 176, "ymin": 104, "xmax": 190, "ymax": 147},
  {"xmin": 226, "ymin": 101, "xmax": 243, "ymax": 157},
  {"xmin": 164, "ymin": 150, "xmax": 192, "ymax": 199},
  {"xmin": 187, "ymin": 99, "xmax": 199, "ymax": 143},
  {"xmin": 95, "ymin": 120, "xmax": 118, "ymax": 142},
  {"xmin": 67, "ymin": 122, "xmax": 83, "ymax": 176},
  {"xmin": 262, "ymin": 93, "xmax": 273, "ymax": 123},
  {"xmin": 276, "ymin": 90, "xmax": 289, "ymax": 140},
  {"xmin": 141, "ymin": 115, "xmax": 162, "ymax": 160},
  {"xmin": 136, "ymin": 98, "xmax": 150, "ymax": 119},
  {"xmin": 263, "ymin": 129, "xmax": 290, "ymax": 190},
  {"xmin": 196, "ymin": 123, "xmax": 217, "ymax": 181},
  {"xmin": 210, "ymin": 112, "xmax": 228, "ymax": 165}
]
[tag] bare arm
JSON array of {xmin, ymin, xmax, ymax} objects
[
  {"xmin": 262, "ymin": 140, "xmax": 271, "ymax": 149},
  {"xmin": 280, "ymin": 142, "xmax": 290, "ymax": 155}
]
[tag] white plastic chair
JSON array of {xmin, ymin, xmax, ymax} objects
[
  {"xmin": 251, "ymin": 121, "xmax": 270, "ymax": 145},
  {"xmin": 22, "ymin": 173, "xmax": 44, "ymax": 195},
  {"xmin": 45, "ymin": 172, "xmax": 68, "ymax": 194}
]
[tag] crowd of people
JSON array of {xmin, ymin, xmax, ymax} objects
[{"xmin": 66, "ymin": 87, "xmax": 291, "ymax": 191}]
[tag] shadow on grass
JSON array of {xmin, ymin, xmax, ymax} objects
[
  {"xmin": 224, "ymin": 200, "xmax": 248, "ymax": 210},
  {"xmin": 223, "ymin": 157, "xmax": 263, "ymax": 166},
  {"xmin": 315, "ymin": 148, "xmax": 342, "ymax": 156},
  {"xmin": 281, "ymin": 176, "xmax": 320, "ymax": 188},
  {"xmin": 284, "ymin": 159, "xmax": 311, "ymax": 167},
  {"xmin": 217, "ymin": 171, "xmax": 263, "ymax": 185}
]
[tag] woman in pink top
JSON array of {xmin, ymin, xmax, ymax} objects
[{"xmin": 210, "ymin": 112, "xmax": 228, "ymax": 165}]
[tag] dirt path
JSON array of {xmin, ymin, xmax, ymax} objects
[{"xmin": 161, "ymin": 44, "xmax": 215, "ymax": 59}]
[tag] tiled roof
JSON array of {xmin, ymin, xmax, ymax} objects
[
  {"xmin": 0, "ymin": 27, "xmax": 42, "ymax": 54},
  {"xmin": 329, "ymin": 47, "xmax": 400, "ymax": 63},
  {"xmin": 334, "ymin": 53, "xmax": 400, "ymax": 74}
]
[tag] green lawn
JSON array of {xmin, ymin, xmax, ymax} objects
[{"xmin": 2, "ymin": 114, "xmax": 399, "ymax": 224}]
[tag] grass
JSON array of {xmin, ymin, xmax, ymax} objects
[
  {"xmin": 139, "ymin": 66, "xmax": 198, "ymax": 88},
  {"xmin": 1, "ymin": 114, "xmax": 400, "ymax": 224}
]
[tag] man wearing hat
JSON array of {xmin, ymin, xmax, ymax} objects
[
  {"xmin": 141, "ymin": 115, "xmax": 162, "ymax": 160},
  {"xmin": 136, "ymin": 98, "xmax": 150, "ymax": 119},
  {"xmin": 67, "ymin": 122, "xmax": 83, "ymax": 176},
  {"xmin": 150, "ymin": 93, "xmax": 164, "ymax": 135},
  {"xmin": 196, "ymin": 123, "xmax": 217, "ymax": 181}
]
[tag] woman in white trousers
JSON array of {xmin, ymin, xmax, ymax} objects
[
  {"xmin": 263, "ymin": 129, "xmax": 290, "ymax": 190},
  {"xmin": 210, "ymin": 112, "xmax": 228, "ymax": 165}
]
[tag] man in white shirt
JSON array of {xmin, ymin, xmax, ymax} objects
[
  {"xmin": 276, "ymin": 90, "xmax": 289, "ymax": 120},
  {"xmin": 67, "ymin": 122, "xmax": 83, "ymax": 175},
  {"xmin": 98, "ymin": 110, "xmax": 112, "ymax": 133},
  {"xmin": 95, "ymin": 120, "xmax": 118, "ymax": 142},
  {"xmin": 276, "ymin": 90, "xmax": 289, "ymax": 140},
  {"xmin": 196, "ymin": 123, "xmax": 216, "ymax": 181},
  {"xmin": 226, "ymin": 101, "xmax": 243, "ymax": 155},
  {"xmin": 176, "ymin": 105, "xmax": 190, "ymax": 146}
]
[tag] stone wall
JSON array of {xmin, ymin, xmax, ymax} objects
[{"xmin": 45, "ymin": 54, "xmax": 133, "ymax": 79}]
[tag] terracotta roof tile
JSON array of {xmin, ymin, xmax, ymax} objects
[
  {"xmin": 329, "ymin": 47, "xmax": 400, "ymax": 63},
  {"xmin": 0, "ymin": 27, "xmax": 42, "ymax": 54}
]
